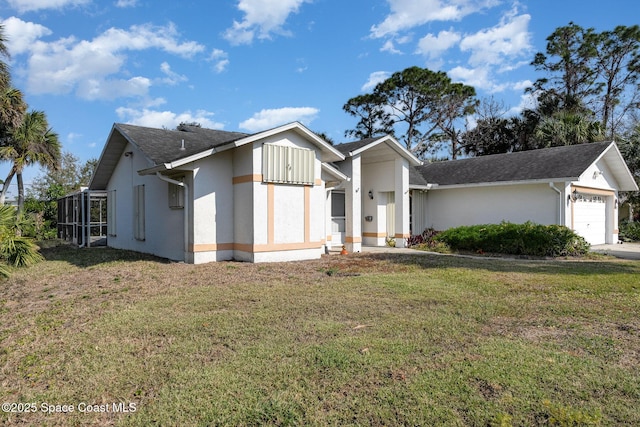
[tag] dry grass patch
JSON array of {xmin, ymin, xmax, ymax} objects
[{"xmin": 1, "ymin": 244, "xmax": 639, "ymax": 425}]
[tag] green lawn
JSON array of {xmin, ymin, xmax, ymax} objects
[{"xmin": 1, "ymin": 245, "xmax": 639, "ymax": 426}]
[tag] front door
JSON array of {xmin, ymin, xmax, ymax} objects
[{"xmin": 385, "ymin": 191, "xmax": 395, "ymax": 238}]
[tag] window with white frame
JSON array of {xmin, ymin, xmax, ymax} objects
[
  {"xmin": 133, "ymin": 184, "xmax": 145, "ymax": 241},
  {"xmin": 262, "ymin": 143, "xmax": 315, "ymax": 185}
]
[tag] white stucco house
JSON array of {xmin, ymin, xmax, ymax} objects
[
  {"xmin": 410, "ymin": 141, "xmax": 638, "ymax": 245},
  {"xmin": 88, "ymin": 122, "xmax": 419, "ymax": 263},
  {"xmin": 86, "ymin": 122, "xmax": 637, "ymax": 263}
]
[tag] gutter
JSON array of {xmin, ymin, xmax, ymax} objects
[{"xmin": 155, "ymin": 172, "xmax": 190, "ymax": 260}]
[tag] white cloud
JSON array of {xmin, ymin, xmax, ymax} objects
[
  {"xmin": 5, "ymin": 0, "xmax": 90, "ymax": 13},
  {"xmin": 459, "ymin": 12, "xmax": 532, "ymax": 67},
  {"xmin": 508, "ymin": 91, "xmax": 537, "ymax": 116},
  {"xmin": 449, "ymin": 66, "xmax": 496, "ymax": 92},
  {"xmin": 66, "ymin": 132, "xmax": 82, "ymax": 143},
  {"xmin": 416, "ymin": 29, "xmax": 461, "ymax": 59},
  {"xmin": 380, "ymin": 40, "xmax": 402, "ymax": 55},
  {"xmin": 512, "ymin": 79, "xmax": 532, "ymax": 92},
  {"xmin": 115, "ymin": 0, "xmax": 138, "ymax": 7},
  {"xmin": 2, "ymin": 17, "xmax": 52, "ymax": 55},
  {"xmin": 209, "ymin": 49, "xmax": 229, "ymax": 73},
  {"xmin": 370, "ymin": 0, "xmax": 498, "ymax": 39},
  {"xmin": 361, "ymin": 71, "xmax": 390, "ymax": 92},
  {"xmin": 239, "ymin": 107, "xmax": 319, "ymax": 132},
  {"xmin": 158, "ymin": 62, "xmax": 188, "ymax": 85},
  {"xmin": 7, "ymin": 21, "xmax": 205, "ymax": 100},
  {"xmin": 77, "ymin": 76, "xmax": 152, "ymax": 100},
  {"xmin": 224, "ymin": 0, "xmax": 310, "ymax": 45},
  {"xmin": 115, "ymin": 107, "xmax": 224, "ymax": 130}
]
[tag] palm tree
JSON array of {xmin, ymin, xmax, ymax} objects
[
  {"xmin": 0, "ymin": 23, "xmax": 12, "ymax": 90},
  {"xmin": 0, "ymin": 204, "xmax": 43, "ymax": 277},
  {"xmin": 535, "ymin": 111, "xmax": 605, "ymax": 147},
  {"xmin": 0, "ymin": 111, "xmax": 61, "ymax": 212}
]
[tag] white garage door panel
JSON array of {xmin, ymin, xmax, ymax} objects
[{"xmin": 574, "ymin": 197, "xmax": 606, "ymax": 245}]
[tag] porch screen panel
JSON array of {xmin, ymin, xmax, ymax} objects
[
  {"xmin": 107, "ymin": 190, "xmax": 116, "ymax": 236},
  {"xmin": 411, "ymin": 191, "xmax": 428, "ymax": 235}
]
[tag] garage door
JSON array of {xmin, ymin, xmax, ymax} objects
[{"xmin": 573, "ymin": 194, "xmax": 606, "ymax": 245}]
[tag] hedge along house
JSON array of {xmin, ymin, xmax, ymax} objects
[
  {"xmin": 410, "ymin": 141, "xmax": 638, "ymax": 245},
  {"xmin": 89, "ymin": 122, "xmax": 348, "ymax": 263}
]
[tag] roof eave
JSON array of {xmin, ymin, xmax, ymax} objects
[
  {"xmin": 321, "ymin": 162, "xmax": 348, "ymax": 182},
  {"xmin": 349, "ymin": 135, "xmax": 422, "ymax": 166},
  {"xmin": 429, "ymin": 177, "xmax": 580, "ymax": 190},
  {"xmin": 226, "ymin": 122, "xmax": 345, "ymax": 163}
]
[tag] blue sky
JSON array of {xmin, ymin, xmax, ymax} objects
[{"xmin": 0, "ymin": 0, "xmax": 638, "ymax": 196}]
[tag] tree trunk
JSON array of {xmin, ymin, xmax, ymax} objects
[
  {"xmin": 16, "ymin": 172, "xmax": 24, "ymax": 215},
  {"xmin": 0, "ymin": 166, "xmax": 16, "ymax": 205}
]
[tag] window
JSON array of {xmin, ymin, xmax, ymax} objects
[
  {"xmin": 263, "ymin": 143, "xmax": 315, "ymax": 185},
  {"xmin": 168, "ymin": 178, "xmax": 184, "ymax": 209},
  {"xmin": 134, "ymin": 184, "xmax": 145, "ymax": 241},
  {"xmin": 107, "ymin": 190, "xmax": 116, "ymax": 236}
]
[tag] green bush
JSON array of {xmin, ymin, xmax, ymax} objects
[
  {"xmin": 435, "ymin": 222, "xmax": 590, "ymax": 257},
  {"xmin": 619, "ymin": 220, "xmax": 640, "ymax": 241}
]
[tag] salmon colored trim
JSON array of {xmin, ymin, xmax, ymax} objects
[
  {"xmin": 267, "ymin": 183, "xmax": 274, "ymax": 244},
  {"xmin": 190, "ymin": 243, "xmax": 234, "ymax": 252},
  {"xmin": 304, "ymin": 186, "xmax": 311, "ymax": 243},
  {"xmin": 315, "ymin": 179, "xmax": 322, "ymax": 186},
  {"xmin": 232, "ymin": 174, "xmax": 263, "ymax": 184},
  {"xmin": 345, "ymin": 236, "xmax": 362, "ymax": 243},
  {"xmin": 326, "ymin": 235, "xmax": 332, "ymax": 241},
  {"xmin": 614, "ymin": 229, "xmax": 619, "ymax": 233},
  {"xmin": 363, "ymin": 232, "xmax": 387, "ymax": 238},
  {"xmin": 394, "ymin": 233, "xmax": 410, "ymax": 239},
  {"xmin": 571, "ymin": 185, "xmax": 615, "ymax": 196}
]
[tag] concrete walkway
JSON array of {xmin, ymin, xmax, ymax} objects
[
  {"xmin": 349, "ymin": 243, "xmax": 640, "ymax": 261},
  {"xmin": 590, "ymin": 242, "xmax": 640, "ymax": 260}
]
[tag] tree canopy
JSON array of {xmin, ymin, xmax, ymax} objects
[{"xmin": 343, "ymin": 66, "xmax": 477, "ymax": 159}]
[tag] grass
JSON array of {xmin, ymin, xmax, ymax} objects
[{"xmin": 1, "ymin": 243, "xmax": 639, "ymax": 426}]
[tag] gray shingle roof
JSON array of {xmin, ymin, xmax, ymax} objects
[
  {"xmin": 412, "ymin": 142, "xmax": 611, "ymax": 186},
  {"xmin": 117, "ymin": 123, "xmax": 249, "ymax": 164},
  {"xmin": 334, "ymin": 137, "xmax": 381, "ymax": 155}
]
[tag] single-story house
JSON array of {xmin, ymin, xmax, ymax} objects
[
  {"xmin": 410, "ymin": 141, "xmax": 639, "ymax": 245},
  {"xmin": 88, "ymin": 122, "xmax": 420, "ymax": 263},
  {"xmin": 86, "ymin": 122, "xmax": 637, "ymax": 263}
]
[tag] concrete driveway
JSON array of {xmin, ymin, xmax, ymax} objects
[{"xmin": 591, "ymin": 242, "xmax": 640, "ymax": 260}]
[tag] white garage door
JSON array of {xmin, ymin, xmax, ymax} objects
[{"xmin": 574, "ymin": 195, "xmax": 606, "ymax": 245}]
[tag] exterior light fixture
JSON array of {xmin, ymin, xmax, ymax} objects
[{"xmin": 368, "ymin": 190, "xmax": 374, "ymax": 200}]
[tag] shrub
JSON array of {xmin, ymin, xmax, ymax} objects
[
  {"xmin": 406, "ymin": 228, "xmax": 450, "ymax": 253},
  {"xmin": 0, "ymin": 205, "xmax": 44, "ymax": 277},
  {"xmin": 435, "ymin": 222, "xmax": 590, "ymax": 257},
  {"xmin": 619, "ymin": 220, "xmax": 640, "ymax": 241}
]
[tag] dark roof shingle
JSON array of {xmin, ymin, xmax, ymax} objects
[
  {"xmin": 412, "ymin": 142, "xmax": 611, "ymax": 186},
  {"xmin": 117, "ymin": 123, "xmax": 249, "ymax": 164}
]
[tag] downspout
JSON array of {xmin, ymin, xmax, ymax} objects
[
  {"xmin": 156, "ymin": 172, "xmax": 190, "ymax": 261},
  {"xmin": 549, "ymin": 182, "xmax": 563, "ymax": 226}
]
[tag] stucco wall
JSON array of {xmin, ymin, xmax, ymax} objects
[
  {"xmin": 191, "ymin": 150, "xmax": 235, "ymax": 262},
  {"xmin": 237, "ymin": 130, "xmax": 327, "ymax": 262},
  {"xmin": 106, "ymin": 142, "xmax": 184, "ymax": 261},
  {"xmin": 362, "ymin": 160, "xmax": 394, "ymax": 244},
  {"xmin": 425, "ymin": 183, "xmax": 559, "ymax": 231}
]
